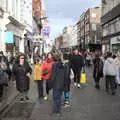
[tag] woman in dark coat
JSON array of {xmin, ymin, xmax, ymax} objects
[{"xmin": 13, "ymin": 53, "xmax": 32, "ymax": 102}]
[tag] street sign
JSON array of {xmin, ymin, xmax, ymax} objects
[{"xmin": 42, "ymin": 26, "xmax": 50, "ymax": 37}]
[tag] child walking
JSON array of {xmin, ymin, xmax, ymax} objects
[{"xmin": 62, "ymin": 53, "xmax": 71, "ymax": 107}]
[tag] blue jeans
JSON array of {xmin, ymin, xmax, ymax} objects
[
  {"xmin": 53, "ymin": 89, "xmax": 62, "ymax": 113},
  {"xmin": 64, "ymin": 91, "xmax": 70, "ymax": 101}
]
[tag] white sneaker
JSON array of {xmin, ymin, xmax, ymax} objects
[
  {"xmin": 77, "ymin": 84, "xmax": 81, "ymax": 88},
  {"xmin": 74, "ymin": 83, "xmax": 77, "ymax": 87}
]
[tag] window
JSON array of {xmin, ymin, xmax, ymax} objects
[
  {"xmin": 92, "ymin": 13, "xmax": 96, "ymax": 18},
  {"xmin": 111, "ymin": 23, "xmax": 115, "ymax": 34},
  {"xmin": 92, "ymin": 23, "xmax": 96, "ymax": 31},
  {"xmin": 102, "ymin": 24, "xmax": 108, "ymax": 37},
  {"xmin": 115, "ymin": 18, "xmax": 120, "ymax": 33}
]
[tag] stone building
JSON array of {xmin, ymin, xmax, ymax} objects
[
  {"xmin": 62, "ymin": 25, "xmax": 73, "ymax": 50},
  {"xmin": 77, "ymin": 7, "xmax": 101, "ymax": 51},
  {"xmin": 101, "ymin": 0, "xmax": 120, "ymax": 53},
  {"xmin": 0, "ymin": 0, "xmax": 33, "ymax": 55}
]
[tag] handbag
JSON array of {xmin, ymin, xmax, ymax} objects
[
  {"xmin": 80, "ymin": 68, "xmax": 87, "ymax": 84},
  {"xmin": 42, "ymin": 68, "xmax": 49, "ymax": 75},
  {"xmin": 70, "ymin": 69, "xmax": 74, "ymax": 80},
  {"xmin": 0, "ymin": 61, "xmax": 7, "ymax": 70}
]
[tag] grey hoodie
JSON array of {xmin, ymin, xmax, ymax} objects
[{"xmin": 103, "ymin": 57, "xmax": 117, "ymax": 76}]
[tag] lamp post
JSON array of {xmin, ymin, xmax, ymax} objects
[{"xmin": 33, "ymin": 15, "xmax": 48, "ymax": 58}]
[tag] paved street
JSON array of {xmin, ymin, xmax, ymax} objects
[{"xmin": 0, "ymin": 68, "xmax": 120, "ymax": 120}]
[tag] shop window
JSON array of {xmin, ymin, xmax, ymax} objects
[{"xmin": 92, "ymin": 23, "xmax": 96, "ymax": 31}]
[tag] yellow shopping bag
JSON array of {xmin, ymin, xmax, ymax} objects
[{"xmin": 80, "ymin": 72, "xmax": 87, "ymax": 84}]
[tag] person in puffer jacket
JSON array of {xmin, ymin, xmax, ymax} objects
[{"xmin": 103, "ymin": 52, "xmax": 117, "ymax": 95}]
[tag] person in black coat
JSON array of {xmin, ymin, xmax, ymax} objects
[
  {"xmin": 93, "ymin": 53, "xmax": 103, "ymax": 89},
  {"xmin": 7, "ymin": 52, "xmax": 15, "ymax": 81},
  {"xmin": 70, "ymin": 49, "xmax": 84, "ymax": 88},
  {"xmin": 0, "ymin": 51, "xmax": 9, "ymax": 98},
  {"xmin": 51, "ymin": 54, "xmax": 66, "ymax": 115},
  {"xmin": 12, "ymin": 53, "xmax": 32, "ymax": 102}
]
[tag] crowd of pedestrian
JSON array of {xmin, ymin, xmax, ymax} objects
[
  {"xmin": 0, "ymin": 49, "xmax": 120, "ymax": 116},
  {"xmin": 0, "ymin": 51, "xmax": 15, "ymax": 98}
]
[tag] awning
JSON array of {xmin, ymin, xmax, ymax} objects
[{"xmin": 33, "ymin": 35, "xmax": 43, "ymax": 39}]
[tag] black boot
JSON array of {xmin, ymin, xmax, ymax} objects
[
  {"xmin": 0, "ymin": 84, "xmax": 4, "ymax": 98},
  {"xmin": 95, "ymin": 84, "xmax": 100, "ymax": 89}
]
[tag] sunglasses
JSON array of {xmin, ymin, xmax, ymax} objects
[{"xmin": 20, "ymin": 57, "xmax": 25, "ymax": 59}]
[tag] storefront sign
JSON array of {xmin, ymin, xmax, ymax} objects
[
  {"xmin": 4, "ymin": 32, "xmax": 14, "ymax": 43},
  {"xmin": 42, "ymin": 26, "xmax": 50, "ymax": 37}
]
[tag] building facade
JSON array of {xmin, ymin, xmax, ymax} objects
[
  {"xmin": 77, "ymin": 7, "xmax": 101, "ymax": 51},
  {"xmin": 71, "ymin": 24, "xmax": 77, "ymax": 48},
  {"xmin": 55, "ymin": 25, "xmax": 77, "ymax": 52},
  {"xmin": 32, "ymin": 0, "xmax": 42, "ymax": 57},
  {"xmin": 55, "ymin": 34, "xmax": 63, "ymax": 50},
  {"xmin": 101, "ymin": 0, "xmax": 120, "ymax": 53},
  {"xmin": 0, "ymin": 0, "xmax": 33, "ymax": 55},
  {"xmin": 62, "ymin": 25, "xmax": 73, "ymax": 49},
  {"xmin": 20, "ymin": 0, "xmax": 33, "ymax": 55},
  {"xmin": 32, "ymin": 0, "xmax": 50, "ymax": 57},
  {"xmin": 77, "ymin": 12, "xmax": 85, "ymax": 50}
]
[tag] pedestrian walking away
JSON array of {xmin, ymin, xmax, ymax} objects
[
  {"xmin": 93, "ymin": 53, "xmax": 103, "ymax": 89},
  {"xmin": 0, "ymin": 51, "xmax": 9, "ymax": 98},
  {"xmin": 114, "ymin": 52, "xmax": 120, "ymax": 95},
  {"xmin": 7, "ymin": 52, "xmax": 15, "ymax": 81},
  {"xmin": 70, "ymin": 49, "xmax": 84, "ymax": 88},
  {"xmin": 103, "ymin": 52, "xmax": 117, "ymax": 95}
]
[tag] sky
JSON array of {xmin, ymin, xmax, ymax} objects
[{"xmin": 44, "ymin": 0, "xmax": 101, "ymax": 40}]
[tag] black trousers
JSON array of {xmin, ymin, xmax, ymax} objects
[
  {"xmin": 46, "ymin": 80, "xmax": 52, "ymax": 95},
  {"xmin": 105, "ymin": 76, "xmax": 116, "ymax": 93},
  {"xmin": 0, "ymin": 84, "xmax": 4, "ymax": 97},
  {"xmin": 37, "ymin": 80, "xmax": 43, "ymax": 98},
  {"xmin": 94, "ymin": 76, "xmax": 100, "ymax": 86},
  {"xmin": 72, "ymin": 69, "xmax": 81, "ymax": 83}
]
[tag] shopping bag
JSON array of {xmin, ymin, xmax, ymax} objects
[
  {"xmin": 80, "ymin": 72, "xmax": 87, "ymax": 84},
  {"xmin": 70, "ymin": 69, "xmax": 74, "ymax": 80}
]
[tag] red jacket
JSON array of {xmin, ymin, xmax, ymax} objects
[{"xmin": 42, "ymin": 58, "xmax": 54, "ymax": 80}]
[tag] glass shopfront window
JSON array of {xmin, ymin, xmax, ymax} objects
[
  {"xmin": 115, "ymin": 17, "xmax": 120, "ymax": 33},
  {"xmin": 103, "ymin": 16, "xmax": 120, "ymax": 37},
  {"xmin": 112, "ymin": 43, "xmax": 120, "ymax": 53}
]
